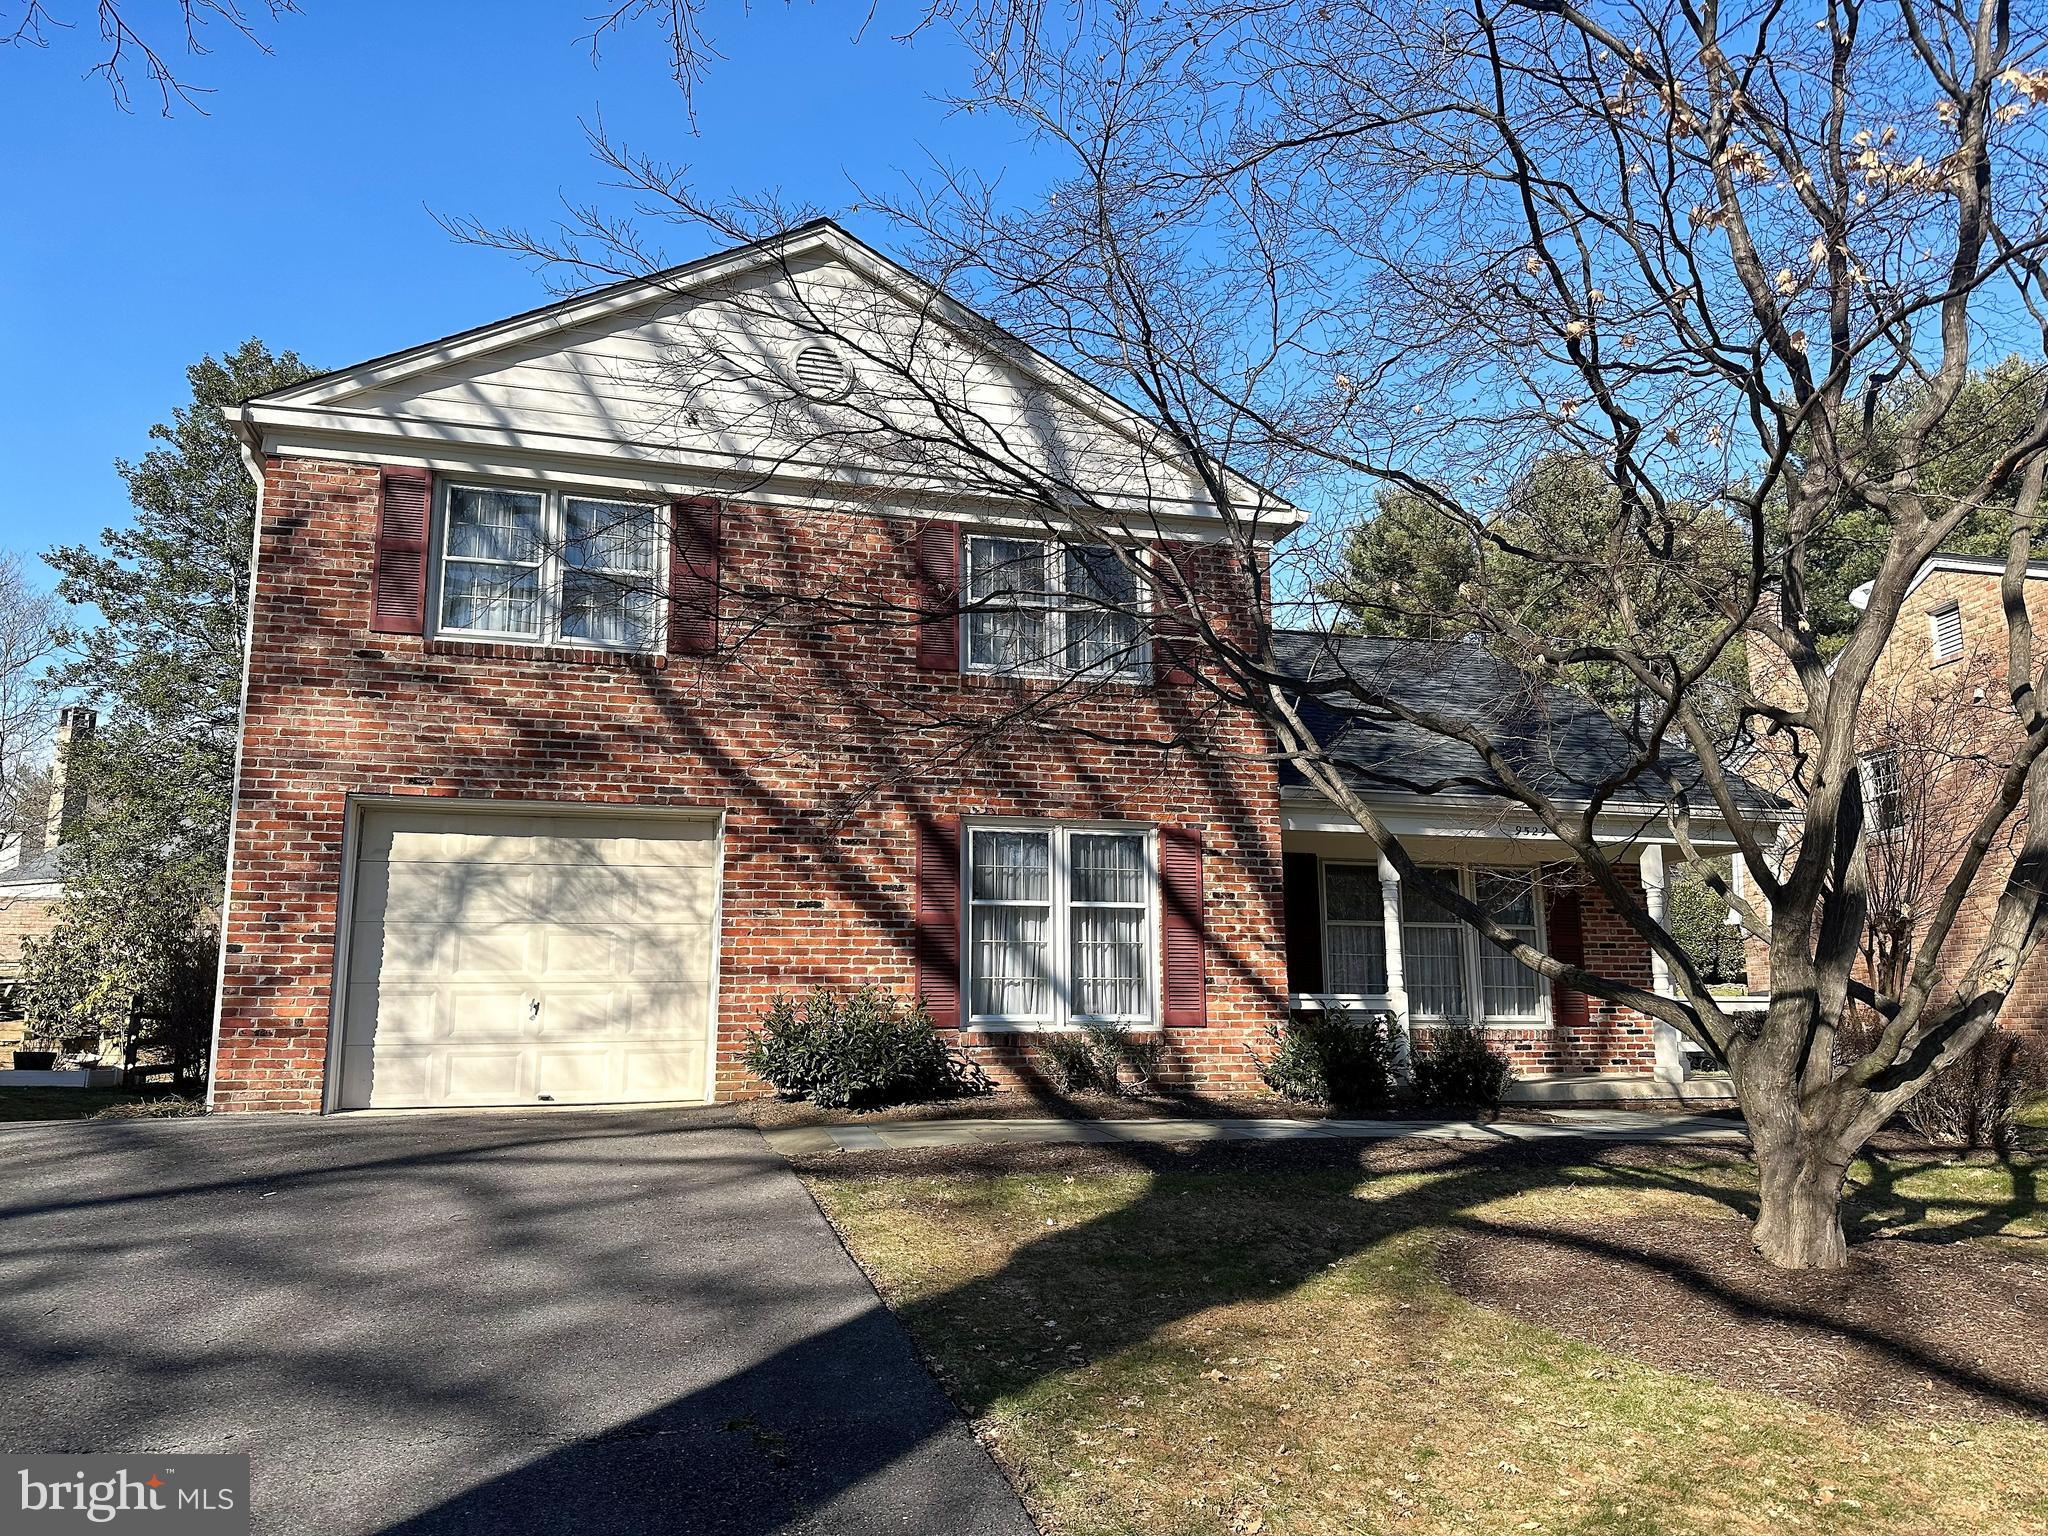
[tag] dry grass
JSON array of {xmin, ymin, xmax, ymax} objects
[{"xmin": 805, "ymin": 1141, "xmax": 2048, "ymax": 1536}]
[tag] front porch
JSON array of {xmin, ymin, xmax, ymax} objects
[{"xmin": 1278, "ymin": 794, "xmax": 1755, "ymax": 1101}]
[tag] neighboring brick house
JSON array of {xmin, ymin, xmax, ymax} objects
[
  {"xmin": 207, "ymin": 221, "xmax": 1779, "ymax": 1113},
  {"xmin": 1743, "ymin": 553, "xmax": 2048, "ymax": 1030},
  {"xmin": 0, "ymin": 707, "xmax": 95, "ymax": 1008}
]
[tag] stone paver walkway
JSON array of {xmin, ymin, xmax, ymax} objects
[{"xmin": 761, "ymin": 1107, "xmax": 1749, "ymax": 1157}]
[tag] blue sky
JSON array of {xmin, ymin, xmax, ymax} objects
[{"xmin": 0, "ymin": 1, "xmax": 1023, "ymax": 590}]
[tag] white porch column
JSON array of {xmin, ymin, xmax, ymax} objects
[
  {"xmin": 1639, "ymin": 844, "xmax": 1687, "ymax": 1084},
  {"xmin": 1378, "ymin": 852, "xmax": 1413, "ymax": 1077}
]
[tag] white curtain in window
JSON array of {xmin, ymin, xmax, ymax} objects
[
  {"xmin": 1402, "ymin": 868, "xmax": 1468, "ymax": 1019},
  {"xmin": 970, "ymin": 830, "xmax": 1053, "ymax": 1018},
  {"xmin": 1069, "ymin": 832, "xmax": 1146, "ymax": 1016},
  {"xmin": 1323, "ymin": 864, "xmax": 1387, "ymax": 993},
  {"xmin": 966, "ymin": 538, "xmax": 1051, "ymax": 671},
  {"xmin": 1062, "ymin": 547, "xmax": 1142, "ymax": 674},
  {"xmin": 561, "ymin": 497, "xmax": 659, "ymax": 647},
  {"xmin": 442, "ymin": 487, "xmax": 544, "ymax": 635},
  {"xmin": 1475, "ymin": 869, "xmax": 1542, "ymax": 1019}
]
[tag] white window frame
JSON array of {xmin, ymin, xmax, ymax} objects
[
  {"xmin": 1320, "ymin": 861, "xmax": 1549, "ymax": 1027},
  {"xmin": 1929, "ymin": 602, "xmax": 1964, "ymax": 665},
  {"xmin": 1861, "ymin": 746, "xmax": 1906, "ymax": 835},
  {"xmin": 1319, "ymin": 860, "xmax": 1388, "ymax": 997},
  {"xmin": 963, "ymin": 819, "xmax": 1157, "ymax": 1030},
  {"xmin": 430, "ymin": 481, "xmax": 669, "ymax": 654},
  {"xmin": 960, "ymin": 533, "xmax": 1152, "ymax": 681}
]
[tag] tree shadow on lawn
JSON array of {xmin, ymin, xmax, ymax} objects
[{"xmin": 371, "ymin": 1133, "xmax": 2045, "ymax": 1532}]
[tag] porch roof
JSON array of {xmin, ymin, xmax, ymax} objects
[{"xmin": 1273, "ymin": 630, "xmax": 1786, "ymax": 822}]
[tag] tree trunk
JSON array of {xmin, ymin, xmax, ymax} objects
[{"xmin": 1750, "ymin": 1132, "xmax": 1853, "ymax": 1270}]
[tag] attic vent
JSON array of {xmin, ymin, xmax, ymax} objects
[
  {"xmin": 790, "ymin": 343, "xmax": 851, "ymax": 400},
  {"xmin": 1929, "ymin": 602, "xmax": 1963, "ymax": 664}
]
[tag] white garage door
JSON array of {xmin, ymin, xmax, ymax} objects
[{"xmin": 337, "ymin": 807, "xmax": 719, "ymax": 1110}]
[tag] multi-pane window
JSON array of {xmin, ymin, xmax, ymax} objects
[
  {"xmin": 1314, "ymin": 863, "xmax": 1549, "ymax": 1023},
  {"xmin": 1861, "ymin": 748, "xmax": 1905, "ymax": 834},
  {"xmin": 1322, "ymin": 863, "xmax": 1388, "ymax": 994},
  {"xmin": 437, "ymin": 483, "xmax": 664, "ymax": 651},
  {"xmin": 967, "ymin": 824, "xmax": 1153, "ymax": 1024},
  {"xmin": 963, "ymin": 535, "xmax": 1146, "ymax": 678},
  {"xmin": 1474, "ymin": 869, "xmax": 1543, "ymax": 1020},
  {"xmin": 1402, "ymin": 867, "xmax": 1470, "ymax": 1020}
]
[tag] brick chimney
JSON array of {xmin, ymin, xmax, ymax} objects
[{"xmin": 43, "ymin": 705, "xmax": 97, "ymax": 849}]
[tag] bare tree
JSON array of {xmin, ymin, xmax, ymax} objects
[
  {"xmin": 443, "ymin": 0, "xmax": 2048, "ymax": 1269},
  {"xmin": 3, "ymin": 0, "xmax": 738, "ymax": 114}
]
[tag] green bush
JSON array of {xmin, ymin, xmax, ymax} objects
[
  {"xmin": 1410, "ymin": 1022, "xmax": 1514, "ymax": 1113},
  {"xmin": 742, "ymin": 987, "xmax": 986, "ymax": 1110},
  {"xmin": 1256, "ymin": 1008, "xmax": 1395, "ymax": 1111},
  {"xmin": 1033, "ymin": 1022, "xmax": 1164, "ymax": 1097}
]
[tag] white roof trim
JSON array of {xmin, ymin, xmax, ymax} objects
[
  {"xmin": 1851, "ymin": 552, "xmax": 2048, "ymax": 611},
  {"xmin": 236, "ymin": 219, "xmax": 1304, "ymax": 530}
]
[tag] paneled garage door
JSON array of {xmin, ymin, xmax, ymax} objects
[{"xmin": 336, "ymin": 807, "xmax": 719, "ymax": 1109}]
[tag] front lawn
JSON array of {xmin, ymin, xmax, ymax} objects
[{"xmin": 805, "ymin": 1139, "xmax": 2048, "ymax": 1536}]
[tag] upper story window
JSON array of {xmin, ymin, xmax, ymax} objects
[
  {"xmin": 437, "ymin": 483, "xmax": 665, "ymax": 651},
  {"xmin": 963, "ymin": 534, "xmax": 1147, "ymax": 679},
  {"xmin": 1929, "ymin": 602, "xmax": 1964, "ymax": 665},
  {"xmin": 1861, "ymin": 747, "xmax": 1905, "ymax": 834},
  {"xmin": 966, "ymin": 822, "xmax": 1153, "ymax": 1025}
]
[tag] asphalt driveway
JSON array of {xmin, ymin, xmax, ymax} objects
[{"xmin": 0, "ymin": 1107, "xmax": 1035, "ymax": 1535}]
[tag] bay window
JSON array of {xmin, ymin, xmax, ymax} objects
[
  {"xmin": 963, "ymin": 534, "xmax": 1146, "ymax": 678},
  {"xmin": 437, "ymin": 482, "xmax": 664, "ymax": 651},
  {"xmin": 967, "ymin": 823, "xmax": 1153, "ymax": 1025}
]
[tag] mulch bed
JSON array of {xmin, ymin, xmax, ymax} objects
[
  {"xmin": 743, "ymin": 1086, "xmax": 1567, "ymax": 1131},
  {"xmin": 1438, "ymin": 1213, "xmax": 2048, "ymax": 1422}
]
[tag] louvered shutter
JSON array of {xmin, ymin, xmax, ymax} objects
[
  {"xmin": 1149, "ymin": 542, "xmax": 1198, "ymax": 687},
  {"xmin": 668, "ymin": 499, "xmax": 722, "ymax": 656},
  {"xmin": 915, "ymin": 521, "xmax": 961, "ymax": 670},
  {"xmin": 1160, "ymin": 827, "xmax": 1207, "ymax": 1027},
  {"xmin": 370, "ymin": 467, "xmax": 433, "ymax": 635},
  {"xmin": 1281, "ymin": 851, "xmax": 1326, "ymax": 994},
  {"xmin": 1544, "ymin": 883, "xmax": 1589, "ymax": 1033},
  {"xmin": 914, "ymin": 816, "xmax": 963, "ymax": 1027}
]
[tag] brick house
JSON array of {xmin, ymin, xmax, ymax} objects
[
  {"xmin": 207, "ymin": 221, "xmax": 1781, "ymax": 1113},
  {"xmin": 1743, "ymin": 552, "xmax": 2048, "ymax": 1030},
  {"xmin": 0, "ymin": 707, "xmax": 96, "ymax": 1055}
]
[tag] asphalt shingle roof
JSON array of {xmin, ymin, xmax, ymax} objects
[
  {"xmin": 0, "ymin": 846, "xmax": 62, "ymax": 890},
  {"xmin": 1272, "ymin": 630, "xmax": 1783, "ymax": 817}
]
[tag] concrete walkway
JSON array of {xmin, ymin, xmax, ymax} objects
[{"xmin": 762, "ymin": 1107, "xmax": 1750, "ymax": 1157}]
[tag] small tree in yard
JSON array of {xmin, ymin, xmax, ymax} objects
[
  {"xmin": 455, "ymin": 0, "xmax": 2048, "ymax": 1267},
  {"xmin": 19, "ymin": 341, "xmax": 313, "ymax": 1061}
]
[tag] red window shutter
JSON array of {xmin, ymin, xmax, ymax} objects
[
  {"xmin": 915, "ymin": 816, "xmax": 963, "ymax": 1027},
  {"xmin": 1545, "ymin": 884, "xmax": 1590, "ymax": 1032},
  {"xmin": 914, "ymin": 520, "xmax": 961, "ymax": 671},
  {"xmin": 1160, "ymin": 827, "xmax": 1207, "ymax": 1027},
  {"xmin": 370, "ymin": 467, "xmax": 432, "ymax": 635},
  {"xmin": 1149, "ymin": 541, "xmax": 1197, "ymax": 687},
  {"xmin": 668, "ymin": 499, "xmax": 722, "ymax": 656}
]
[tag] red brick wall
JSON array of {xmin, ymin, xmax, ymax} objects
[
  {"xmin": 1742, "ymin": 566, "xmax": 2048, "ymax": 1040},
  {"xmin": 212, "ymin": 456, "xmax": 1290, "ymax": 1112},
  {"xmin": 1489, "ymin": 869, "xmax": 1658, "ymax": 1074}
]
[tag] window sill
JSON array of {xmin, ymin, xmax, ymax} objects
[
  {"xmin": 961, "ymin": 1022, "xmax": 1162, "ymax": 1035},
  {"xmin": 956, "ymin": 669, "xmax": 1157, "ymax": 697},
  {"xmin": 421, "ymin": 637, "xmax": 670, "ymax": 671}
]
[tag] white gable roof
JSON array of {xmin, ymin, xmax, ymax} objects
[{"xmin": 232, "ymin": 220, "xmax": 1302, "ymax": 540}]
